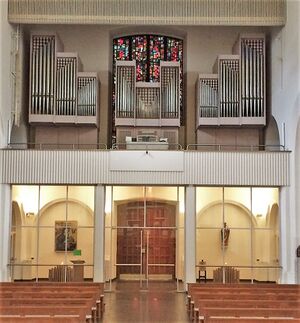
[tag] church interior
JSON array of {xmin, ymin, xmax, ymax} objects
[{"xmin": 0, "ymin": 0, "xmax": 300, "ymax": 321}]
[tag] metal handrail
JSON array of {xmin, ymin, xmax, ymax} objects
[
  {"xmin": 3, "ymin": 142, "xmax": 288, "ymax": 152},
  {"xmin": 195, "ymin": 264, "xmax": 282, "ymax": 269},
  {"xmin": 186, "ymin": 143, "xmax": 286, "ymax": 152},
  {"xmin": 7, "ymin": 142, "xmax": 108, "ymax": 150}
]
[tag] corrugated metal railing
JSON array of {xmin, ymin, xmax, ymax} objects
[{"xmin": 8, "ymin": 0, "xmax": 286, "ymax": 26}]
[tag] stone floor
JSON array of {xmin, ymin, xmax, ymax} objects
[{"xmin": 102, "ymin": 281, "xmax": 189, "ymax": 323}]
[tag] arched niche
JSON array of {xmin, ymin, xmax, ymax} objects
[
  {"xmin": 37, "ymin": 198, "xmax": 93, "ymax": 226},
  {"xmin": 34, "ymin": 199, "xmax": 94, "ymax": 279},
  {"xmin": 12, "ymin": 201, "xmax": 23, "ymax": 227},
  {"xmin": 197, "ymin": 200, "xmax": 256, "ymax": 228},
  {"xmin": 10, "ymin": 201, "xmax": 23, "ymax": 280}
]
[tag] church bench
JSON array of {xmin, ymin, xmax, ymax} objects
[
  {"xmin": 196, "ymin": 307, "xmax": 300, "ymax": 322},
  {"xmin": 0, "ymin": 282, "xmax": 105, "ymax": 321},
  {"xmin": 205, "ymin": 318, "xmax": 300, "ymax": 322},
  {"xmin": 192, "ymin": 299, "xmax": 300, "ymax": 309},
  {"xmin": 187, "ymin": 283, "xmax": 300, "ymax": 322},
  {"xmin": 187, "ymin": 292, "xmax": 300, "ymax": 301},
  {"xmin": 188, "ymin": 283, "xmax": 300, "ymax": 294},
  {"xmin": 0, "ymin": 315, "xmax": 81, "ymax": 322},
  {"xmin": 0, "ymin": 306, "xmax": 90, "ymax": 321}
]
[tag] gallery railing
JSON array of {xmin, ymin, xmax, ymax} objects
[{"xmin": 5, "ymin": 142, "xmax": 287, "ymax": 151}]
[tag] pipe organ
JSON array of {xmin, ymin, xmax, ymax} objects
[
  {"xmin": 197, "ymin": 34, "xmax": 265, "ymax": 127},
  {"xmin": 161, "ymin": 63, "xmax": 180, "ymax": 119},
  {"xmin": 115, "ymin": 61, "xmax": 180, "ymax": 147},
  {"xmin": 115, "ymin": 61, "xmax": 135, "ymax": 119},
  {"xmin": 197, "ymin": 75, "xmax": 218, "ymax": 119},
  {"xmin": 29, "ymin": 33, "xmax": 99, "ymax": 126},
  {"xmin": 115, "ymin": 61, "xmax": 180, "ymax": 126}
]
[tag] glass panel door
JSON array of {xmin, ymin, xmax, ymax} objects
[{"xmin": 105, "ymin": 186, "xmax": 184, "ymax": 291}]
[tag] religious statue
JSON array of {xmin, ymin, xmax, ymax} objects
[{"xmin": 221, "ymin": 222, "xmax": 230, "ymax": 247}]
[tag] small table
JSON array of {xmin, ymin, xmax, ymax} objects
[{"xmin": 70, "ymin": 260, "xmax": 85, "ymax": 281}]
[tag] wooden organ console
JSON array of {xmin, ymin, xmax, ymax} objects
[
  {"xmin": 29, "ymin": 33, "xmax": 99, "ymax": 126},
  {"xmin": 115, "ymin": 60, "xmax": 180, "ymax": 147},
  {"xmin": 197, "ymin": 34, "xmax": 265, "ymax": 127}
]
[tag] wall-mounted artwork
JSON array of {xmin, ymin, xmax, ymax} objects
[{"xmin": 55, "ymin": 221, "xmax": 77, "ymax": 252}]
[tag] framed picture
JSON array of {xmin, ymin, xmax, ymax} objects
[{"xmin": 55, "ymin": 221, "xmax": 77, "ymax": 252}]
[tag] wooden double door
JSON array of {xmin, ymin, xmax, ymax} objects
[{"xmin": 116, "ymin": 201, "xmax": 176, "ymax": 279}]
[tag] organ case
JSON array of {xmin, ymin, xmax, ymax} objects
[
  {"xmin": 197, "ymin": 33, "xmax": 266, "ymax": 128},
  {"xmin": 29, "ymin": 33, "xmax": 99, "ymax": 126}
]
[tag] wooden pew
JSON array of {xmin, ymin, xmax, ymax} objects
[
  {"xmin": 0, "ymin": 282, "xmax": 105, "ymax": 322},
  {"xmin": 187, "ymin": 283, "xmax": 300, "ymax": 322}
]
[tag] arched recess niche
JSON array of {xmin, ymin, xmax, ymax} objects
[
  {"xmin": 33, "ymin": 199, "xmax": 94, "ymax": 279},
  {"xmin": 196, "ymin": 200, "xmax": 278, "ymax": 281}
]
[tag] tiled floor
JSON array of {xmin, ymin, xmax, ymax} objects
[{"xmin": 102, "ymin": 281, "xmax": 189, "ymax": 323}]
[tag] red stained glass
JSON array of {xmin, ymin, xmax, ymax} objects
[
  {"xmin": 132, "ymin": 36, "xmax": 148, "ymax": 82},
  {"xmin": 149, "ymin": 36, "xmax": 165, "ymax": 82}
]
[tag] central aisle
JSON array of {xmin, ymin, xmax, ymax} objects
[{"xmin": 103, "ymin": 281, "xmax": 189, "ymax": 322}]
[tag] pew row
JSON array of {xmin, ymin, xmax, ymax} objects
[
  {"xmin": 0, "ymin": 282, "xmax": 105, "ymax": 322},
  {"xmin": 187, "ymin": 283, "xmax": 300, "ymax": 322}
]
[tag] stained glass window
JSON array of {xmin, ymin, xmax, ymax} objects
[
  {"xmin": 112, "ymin": 34, "xmax": 184, "ymax": 135},
  {"xmin": 149, "ymin": 35, "xmax": 165, "ymax": 82},
  {"xmin": 113, "ymin": 38, "xmax": 130, "ymax": 61},
  {"xmin": 132, "ymin": 36, "xmax": 148, "ymax": 82}
]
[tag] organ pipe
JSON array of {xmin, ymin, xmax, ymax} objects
[
  {"xmin": 197, "ymin": 34, "xmax": 265, "ymax": 126},
  {"xmin": 29, "ymin": 34, "xmax": 99, "ymax": 124}
]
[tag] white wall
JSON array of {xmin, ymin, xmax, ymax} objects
[
  {"xmin": 0, "ymin": 0, "xmax": 13, "ymax": 147},
  {"xmin": 271, "ymin": 0, "xmax": 300, "ymax": 283}
]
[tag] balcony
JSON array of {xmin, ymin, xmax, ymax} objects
[{"xmin": 1, "ymin": 143, "xmax": 290, "ymax": 187}]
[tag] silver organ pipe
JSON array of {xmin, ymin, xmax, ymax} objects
[
  {"xmin": 116, "ymin": 63, "xmax": 135, "ymax": 118},
  {"xmin": 30, "ymin": 35, "xmax": 55, "ymax": 115},
  {"xmin": 240, "ymin": 38, "xmax": 265, "ymax": 118},
  {"xmin": 218, "ymin": 57, "xmax": 240, "ymax": 118},
  {"xmin": 77, "ymin": 74, "xmax": 98, "ymax": 116},
  {"xmin": 29, "ymin": 34, "xmax": 98, "ymax": 125},
  {"xmin": 197, "ymin": 34, "xmax": 265, "ymax": 127},
  {"xmin": 136, "ymin": 87, "xmax": 160, "ymax": 119},
  {"xmin": 198, "ymin": 76, "xmax": 218, "ymax": 118},
  {"xmin": 55, "ymin": 55, "xmax": 77, "ymax": 116},
  {"xmin": 115, "ymin": 61, "xmax": 179, "ymax": 123},
  {"xmin": 160, "ymin": 63, "xmax": 180, "ymax": 119}
]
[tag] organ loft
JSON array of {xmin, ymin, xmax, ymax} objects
[{"xmin": 28, "ymin": 32, "xmax": 265, "ymax": 150}]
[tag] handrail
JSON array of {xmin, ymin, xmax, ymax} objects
[
  {"xmin": 186, "ymin": 144, "xmax": 286, "ymax": 152},
  {"xmin": 3, "ymin": 142, "xmax": 289, "ymax": 152},
  {"xmin": 195, "ymin": 264, "xmax": 282, "ymax": 269},
  {"xmin": 7, "ymin": 142, "xmax": 108, "ymax": 150}
]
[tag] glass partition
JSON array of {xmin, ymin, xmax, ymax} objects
[
  {"xmin": 10, "ymin": 185, "xmax": 95, "ymax": 282},
  {"xmin": 196, "ymin": 186, "xmax": 280, "ymax": 283},
  {"xmin": 105, "ymin": 186, "xmax": 184, "ymax": 291}
]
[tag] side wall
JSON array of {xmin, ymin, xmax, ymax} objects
[{"xmin": 271, "ymin": 0, "xmax": 300, "ymax": 283}]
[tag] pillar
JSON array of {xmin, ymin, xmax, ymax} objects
[
  {"xmin": 185, "ymin": 185, "xmax": 196, "ymax": 288},
  {"xmin": 93, "ymin": 185, "xmax": 105, "ymax": 282}
]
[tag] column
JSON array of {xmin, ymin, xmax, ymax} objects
[
  {"xmin": 185, "ymin": 185, "xmax": 196, "ymax": 288},
  {"xmin": 0, "ymin": 184, "xmax": 11, "ymax": 281},
  {"xmin": 93, "ymin": 185, "xmax": 105, "ymax": 282}
]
